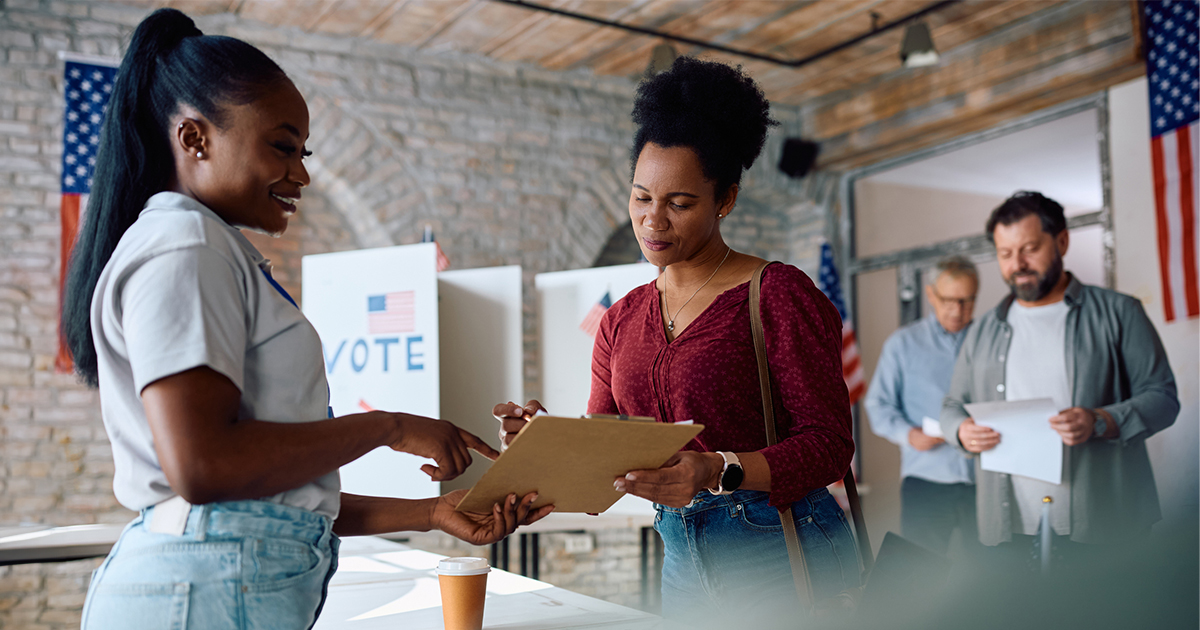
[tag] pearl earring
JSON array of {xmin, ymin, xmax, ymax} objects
[{"xmin": 195, "ymin": 151, "xmax": 204, "ymax": 159}]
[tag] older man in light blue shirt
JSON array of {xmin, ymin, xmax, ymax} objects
[{"xmin": 866, "ymin": 257, "xmax": 979, "ymax": 555}]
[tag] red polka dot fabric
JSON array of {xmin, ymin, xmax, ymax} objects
[{"xmin": 589, "ymin": 263, "xmax": 855, "ymax": 507}]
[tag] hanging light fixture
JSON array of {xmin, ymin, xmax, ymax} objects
[
  {"xmin": 900, "ymin": 21, "xmax": 939, "ymax": 67},
  {"xmin": 647, "ymin": 42, "xmax": 677, "ymax": 75}
]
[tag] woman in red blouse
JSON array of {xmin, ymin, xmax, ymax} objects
[{"xmin": 496, "ymin": 57, "xmax": 860, "ymax": 624}]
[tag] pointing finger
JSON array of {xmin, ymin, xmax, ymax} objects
[{"xmin": 461, "ymin": 428, "xmax": 500, "ymax": 461}]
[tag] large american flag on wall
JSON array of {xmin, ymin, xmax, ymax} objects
[
  {"xmin": 1143, "ymin": 0, "xmax": 1199, "ymax": 322},
  {"xmin": 57, "ymin": 57, "xmax": 118, "ymax": 371},
  {"xmin": 816, "ymin": 242, "xmax": 865, "ymax": 405}
]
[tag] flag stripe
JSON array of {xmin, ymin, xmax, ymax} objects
[
  {"xmin": 817, "ymin": 242, "xmax": 864, "ymax": 406},
  {"xmin": 1176, "ymin": 125, "xmax": 1199, "ymax": 316},
  {"xmin": 1164, "ymin": 130, "xmax": 1187, "ymax": 321},
  {"xmin": 55, "ymin": 193, "xmax": 81, "ymax": 372},
  {"xmin": 1152, "ymin": 135, "xmax": 1177, "ymax": 322}
]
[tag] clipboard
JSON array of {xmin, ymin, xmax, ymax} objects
[{"xmin": 455, "ymin": 415, "xmax": 704, "ymax": 514}]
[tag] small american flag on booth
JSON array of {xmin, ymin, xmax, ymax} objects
[
  {"xmin": 367, "ymin": 291, "xmax": 415, "ymax": 334},
  {"xmin": 579, "ymin": 291, "xmax": 612, "ymax": 338},
  {"xmin": 57, "ymin": 57, "xmax": 118, "ymax": 372},
  {"xmin": 422, "ymin": 225, "xmax": 450, "ymax": 272},
  {"xmin": 816, "ymin": 242, "xmax": 865, "ymax": 405}
]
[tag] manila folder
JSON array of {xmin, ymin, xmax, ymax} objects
[{"xmin": 455, "ymin": 415, "xmax": 704, "ymax": 514}]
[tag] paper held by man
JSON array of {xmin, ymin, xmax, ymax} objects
[
  {"xmin": 963, "ymin": 398, "xmax": 1063, "ymax": 485},
  {"xmin": 455, "ymin": 415, "xmax": 704, "ymax": 514}
]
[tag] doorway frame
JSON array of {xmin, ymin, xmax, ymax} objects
[
  {"xmin": 836, "ymin": 91, "xmax": 1114, "ymax": 325},
  {"xmin": 832, "ymin": 92, "xmax": 1114, "ymax": 480}
]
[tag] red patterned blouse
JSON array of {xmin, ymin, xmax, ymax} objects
[{"xmin": 588, "ymin": 263, "xmax": 854, "ymax": 507}]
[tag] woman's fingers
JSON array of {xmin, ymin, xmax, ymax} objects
[
  {"xmin": 514, "ymin": 492, "xmax": 538, "ymax": 524},
  {"xmin": 501, "ymin": 418, "xmax": 528, "ymax": 434},
  {"xmin": 524, "ymin": 504, "xmax": 555, "ymax": 525},
  {"xmin": 616, "ymin": 470, "xmax": 690, "ymax": 506},
  {"xmin": 460, "ymin": 428, "xmax": 500, "ymax": 461},
  {"xmin": 492, "ymin": 401, "xmax": 522, "ymax": 418}
]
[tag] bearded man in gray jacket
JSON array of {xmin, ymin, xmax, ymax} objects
[{"xmin": 941, "ymin": 191, "xmax": 1178, "ymax": 566}]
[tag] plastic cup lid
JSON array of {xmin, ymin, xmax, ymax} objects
[{"xmin": 437, "ymin": 557, "xmax": 491, "ymax": 576}]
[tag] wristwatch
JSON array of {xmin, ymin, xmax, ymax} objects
[
  {"xmin": 707, "ymin": 451, "xmax": 744, "ymax": 496},
  {"xmin": 1092, "ymin": 410, "xmax": 1108, "ymax": 440}
]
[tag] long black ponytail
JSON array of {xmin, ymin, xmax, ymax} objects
[{"xmin": 62, "ymin": 8, "xmax": 290, "ymax": 387}]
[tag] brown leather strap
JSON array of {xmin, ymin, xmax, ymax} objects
[
  {"xmin": 749, "ymin": 262, "xmax": 813, "ymax": 609},
  {"xmin": 842, "ymin": 469, "xmax": 873, "ymax": 574},
  {"xmin": 749, "ymin": 261, "xmax": 875, "ymax": 602},
  {"xmin": 748, "ymin": 262, "xmax": 778, "ymax": 446}
]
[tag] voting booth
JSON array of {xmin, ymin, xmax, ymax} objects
[
  {"xmin": 303, "ymin": 247, "xmax": 526, "ymax": 499},
  {"xmin": 437, "ymin": 266, "xmax": 525, "ymax": 492},
  {"xmin": 535, "ymin": 263, "xmax": 660, "ymax": 417},
  {"xmin": 303, "ymin": 244, "xmax": 443, "ymax": 499}
]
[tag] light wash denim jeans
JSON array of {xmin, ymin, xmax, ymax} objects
[
  {"xmin": 81, "ymin": 500, "xmax": 339, "ymax": 630},
  {"xmin": 653, "ymin": 488, "xmax": 861, "ymax": 628}
]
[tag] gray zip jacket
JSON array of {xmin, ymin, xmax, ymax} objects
[{"xmin": 941, "ymin": 275, "xmax": 1179, "ymax": 545}]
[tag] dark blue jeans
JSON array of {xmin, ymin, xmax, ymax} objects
[
  {"xmin": 901, "ymin": 477, "xmax": 980, "ymax": 556},
  {"xmin": 653, "ymin": 488, "xmax": 861, "ymax": 627}
]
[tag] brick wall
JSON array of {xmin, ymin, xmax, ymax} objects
[{"xmin": 0, "ymin": 1, "xmax": 832, "ymax": 627}]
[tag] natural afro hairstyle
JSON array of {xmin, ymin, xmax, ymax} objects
[{"xmin": 630, "ymin": 56, "xmax": 778, "ymax": 200}]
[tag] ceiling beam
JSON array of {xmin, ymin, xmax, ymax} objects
[{"xmin": 491, "ymin": 0, "xmax": 961, "ymax": 70}]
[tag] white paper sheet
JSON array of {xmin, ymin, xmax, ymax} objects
[
  {"xmin": 963, "ymin": 398, "xmax": 1063, "ymax": 484},
  {"xmin": 921, "ymin": 416, "xmax": 944, "ymax": 438}
]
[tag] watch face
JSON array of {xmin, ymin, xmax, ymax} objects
[{"xmin": 722, "ymin": 464, "xmax": 744, "ymax": 492}]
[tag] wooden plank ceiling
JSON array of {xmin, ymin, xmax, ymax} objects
[{"xmin": 112, "ymin": 0, "xmax": 1078, "ymax": 106}]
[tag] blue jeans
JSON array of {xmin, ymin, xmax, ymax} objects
[
  {"xmin": 653, "ymin": 488, "xmax": 861, "ymax": 627},
  {"xmin": 81, "ymin": 500, "xmax": 339, "ymax": 630}
]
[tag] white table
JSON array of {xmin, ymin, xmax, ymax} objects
[
  {"xmin": 0, "ymin": 524, "xmax": 125, "ymax": 566},
  {"xmin": 317, "ymin": 536, "xmax": 662, "ymax": 629},
  {"xmin": 454, "ymin": 495, "xmax": 662, "ymax": 610}
]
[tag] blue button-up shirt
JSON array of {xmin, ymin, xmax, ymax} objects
[{"xmin": 865, "ymin": 314, "xmax": 974, "ymax": 484}]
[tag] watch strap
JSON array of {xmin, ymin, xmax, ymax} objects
[{"xmin": 707, "ymin": 451, "xmax": 741, "ymax": 495}]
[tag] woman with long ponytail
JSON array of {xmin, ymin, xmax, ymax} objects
[{"xmin": 69, "ymin": 10, "xmax": 550, "ymax": 628}]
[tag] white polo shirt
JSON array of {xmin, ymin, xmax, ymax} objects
[{"xmin": 91, "ymin": 191, "xmax": 340, "ymax": 518}]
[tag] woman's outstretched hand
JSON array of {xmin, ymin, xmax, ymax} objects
[
  {"xmin": 387, "ymin": 414, "xmax": 499, "ymax": 481},
  {"xmin": 491, "ymin": 400, "xmax": 546, "ymax": 450},
  {"xmin": 614, "ymin": 451, "xmax": 722, "ymax": 508},
  {"xmin": 432, "ymin": 489, "xmax": 554, "ymax": 546}
]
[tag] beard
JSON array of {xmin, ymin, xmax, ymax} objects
[{"xmin": 1007, "ymin": 253, "xmax": 1063, "ymax": 302}]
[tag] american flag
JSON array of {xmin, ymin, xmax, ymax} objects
[
  {"xmin": 1144, "ymin": 0, "xmax": 1199, "ymax": 322},
  {"xmin": 367, "ymin": 291, "xmax": 415, "ymax": 334},
  {"xmin": 422, "ymin": 225, "xmax": 450, "ymax": 272},
  {"xmin": 816, "ymin": 242, "xmax": 865, "ymax": 405},
  {"xmin": 579, "ymin": 291, "xmax": 612, "ymax": 338},
  {"xmin": 57, "ymin": 58, "xmax": 118, "ymax": 372}
]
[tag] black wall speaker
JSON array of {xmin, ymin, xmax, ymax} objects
[{"xmin": 778, "ymin": 137, "xmax": 820, "ymax": 179}]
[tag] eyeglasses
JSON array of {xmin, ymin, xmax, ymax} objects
[{"xmin": 931, "ymin": 290, "xmax": 975, "ymax": 309}]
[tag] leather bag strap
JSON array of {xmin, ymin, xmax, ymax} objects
[
  {"xmin": 749, "ymin": 262, "xmax": 814, "ymax": 610},
  {"xmin": 748, "ymin": 262, "xmax": 875, "ymax": 604}
]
